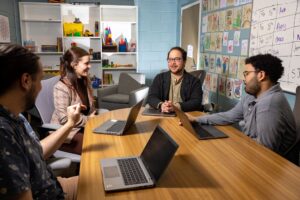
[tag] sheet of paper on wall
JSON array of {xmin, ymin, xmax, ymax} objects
[
  {"xmin": 241, "ymin": 40, "xmax": 248, "ymax": 56},
  {"xmin": 0, "ymin": 15, "xmax": 10, "ymax": 43},
  {"xmin": 187, "ymin": 45, "xmax": 193, "ymax": 58}
]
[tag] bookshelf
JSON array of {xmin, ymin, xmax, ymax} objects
[{"xmin": 19, "ymin": 2, "xmax": 138, "ymax": 88}]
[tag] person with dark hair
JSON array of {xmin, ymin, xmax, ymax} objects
[
  {"xmin": 0, "ymin": 44, "xmax": 81, "ymax": 199},
  {"xmin": 51, "ymin": 46, "xmax": 96, "ymax": 155},
  {"xmin": 188, "ymin": 54, "xmax": 297, "ymax": 156},
  {"xmin": 147, "ymin": 46, "xmax": 203, "ymax": 112}
]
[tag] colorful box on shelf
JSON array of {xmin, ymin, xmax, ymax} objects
[{"xmin": 63, "ymin": 23, "xmax": 83, "ymax": 36}]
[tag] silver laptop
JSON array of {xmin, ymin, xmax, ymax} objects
[
  {"xmin": 174, "ymin": 106, "xmax": 228, "ymax": 139},
  {"xmin": 142, "ymin": 105, "xmax": 176, "ymax": 117},
  {"xmin": 93, "ymin": 100, "xmax": 143, "ymax": 135},
  {"xmin": 100, "ymin": 125, "xmax": 179, "ymax": 192}
]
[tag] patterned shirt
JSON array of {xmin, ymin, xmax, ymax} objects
[{"xmin": 0, "ymin": 105, "xmax": 64, "ymax": 199}]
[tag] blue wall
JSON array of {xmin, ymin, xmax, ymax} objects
[{"xmin": 135, "ymin": 0, "xmax": 178, "ymax": 84}]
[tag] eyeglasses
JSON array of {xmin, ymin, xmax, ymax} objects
[
  {"xmin": 167, "ymin": 57, "xmax": 182, "ymax": 63},
  {"xmin": 243, "ymin": 70, "xmax": 257, "ymax": 78}
]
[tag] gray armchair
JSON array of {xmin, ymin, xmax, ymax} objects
[{"xmin": 97, "ymin": 73, "xmax": 149, "ymax": 110}]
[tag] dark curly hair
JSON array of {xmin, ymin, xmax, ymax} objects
[
  {"xmin": 245, "ymin": 54, "xmax": 284, "ymax": 83},
  {"xmin": 0, "ymin": 44, "xmax": 40, "ymax": 96},
  {"xmin": 167, "ymin": 46, "xmax": 187, "ymax": 61}
]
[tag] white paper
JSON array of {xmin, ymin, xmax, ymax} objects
[
  {"xmin": 241, "ymin": 39, "xmax": 249, "ymax": 55},
  {"xmin": 228, "ymin": 40, "xmax": 234, "ymax": 53},
  {"xmin": 233, "ymin": 31, "xmax": 240, "ymax": 46},
  {"xmin": 223, "ymin": 32, "xmax": 229, "ymax": 46},
  {"xmin": 187, "ymin": 45, "xmax": 193, "ymax": 58},
  {"xmin": 0, "ymin": 15, "xmax": 10, "ymax": 43}
]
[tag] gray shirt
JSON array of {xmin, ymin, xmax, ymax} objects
[{"xmin": 196, "ymin": 84, "xmax": 297, "ymax": 155}]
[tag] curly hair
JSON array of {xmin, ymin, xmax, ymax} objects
[
  {"xmin": 167, "ymin": 46, "xmax": 187, "ymax": 61},
  {"xmin": 0, "ymin": 44, "xmax": 40, "ymax": 96},
  {"xmin": 245, "ymin": 54, "xmax": 284, "ymax": 83}
]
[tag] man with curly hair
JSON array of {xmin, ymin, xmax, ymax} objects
[{"xmin": 188, "ymin": 54, "xmax": 297, "ymax": 157}]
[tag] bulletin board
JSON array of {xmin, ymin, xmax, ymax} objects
[
  {"xmin": 199, "ymin": 0, "xmax": 252, "ymax": 111},
  {"xmin": 249, "ymin": 0, "xmax": 300, "ymax": 93}
]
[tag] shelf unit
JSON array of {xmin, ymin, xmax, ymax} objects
[
  {"xmin": 19, "ymin": 2, "xmax": 138, "ymax": 88},
  {"xmin": 19, "ymin": 2, "xmax": 62, "ymax": 70},
  {"xmin": 100, "ymin": 5, "xmax": 137, "ymax": 86}
]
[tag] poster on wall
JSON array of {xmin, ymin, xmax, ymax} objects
[{"xmin": 0, "ymin": 15, "xmax": 10, "ymax": 43}]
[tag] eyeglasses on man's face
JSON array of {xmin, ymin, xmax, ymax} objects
[
  {"xmin": 243, "ymin": 70, "xmax": 257, "ymax": 78},
  {"xmin": 167, "ymin": 57, "xmax": 183, "ymax": 63}
]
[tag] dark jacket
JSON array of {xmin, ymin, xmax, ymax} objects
[{"xmin": 147, "ymin": 70, "xmax": 203, "ymax": 112}]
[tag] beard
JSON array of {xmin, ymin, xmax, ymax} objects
[
  {"xmin": 24, "ymin": 86, "xmax": 36, "ymax": 111},
  {"xmin": 244, "ymin": 77, "xmax": 260, "ymax": 96}
]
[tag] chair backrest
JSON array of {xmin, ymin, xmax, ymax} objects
[
  {"xmin": 284, "ymin": 86, "xmax": 300, "ymax": 165},
  {"xmin": 117, "ymin": 73, "xmax": 142, "ymax": 95},
  {"xmin": 189, "ymin": 70, "xmax": 206, "ymax": 86},
  {"xmin": 35, "ymin": 76, "xmax": 60, "ymax": 124}
]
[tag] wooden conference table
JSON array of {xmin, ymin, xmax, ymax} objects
[{"xmin": 77, "ymin": 108, "xmax": 300, "ymax": 200}]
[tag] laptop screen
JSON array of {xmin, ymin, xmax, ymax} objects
[{"xmin": 140, "ymin": 126, "xmax": 179, "ymax": 181}]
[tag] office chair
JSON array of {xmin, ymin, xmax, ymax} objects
[
  {"xmin": 97, "ymin": 73, "xmax": 149, "ymax": 110},
  {"xmin": 29, "ymin": 76, "xmax": 81, "ymax": 171},
  {"xmin": 189, "ymin": 69, "xmax": 206, "ymax": 86},
  {"xmin": 284, "ymin": 86, "xmax": 300, "ymax": 166}
]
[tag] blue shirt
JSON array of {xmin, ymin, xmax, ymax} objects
[
  {"xmin": 0, "ymin": 105, "xmax": 64, "ymax": 199},
  {"xmin": 196, "ymin": 84, "xmax": 297, "ymax": 155}
]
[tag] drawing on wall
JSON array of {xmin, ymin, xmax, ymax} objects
[
  {"xmin": 225, "ymin": 9, "xmax": 233, "ymax": 30},
  {"xmin": 227, "ymin": 40, "xmax": 234, "ymax": 53},
  {"xmin": 233, "ymin": 79, "xmax": 243, "ymax": 99},
  {"xmin": 204, "ymin": 73, "xmax": 211, "ymax": 91},
  {"xmin": 218, "ymin": 76, "xmax": 227, "ymax": 96},
  {"xmin": 202, "ymin": 0, "xmax": 208, "ymax": 12},
  {"xmin": 0, "ymin": 15, "xmax": 10, "ymax": 43},
  {"xmin": 229, "ymin": 56, "xmax": 239, "ymax": 77},
  {"xmin": 215, "ymin": 54, "xmax": 223, "ymax": 74},
  {"xmin": 242, "ymin": 4, "xmax": 252, "ymax": 28},
  {"xmin": 209, "ymin": 54, "xmax": 216, "ymax": 72},
  {"xmin": 210, "ymin": 73, "xmax": 218, "ymax": 92},
  {"xmin": 226, "ymin": 78, "xmax": 234, "ymax": 98},
  {"xmin": 232, "ymin": 7, "xmax": 242, "ymax": 29},
  {"xmin": 237, "ymin": 56, "xmax": 247, "ymax": 79},
  {"xmin": 222, "ymin": 55, "xmax": 229, "ymax": 75},
  {"xmin": 219, "ymin": 10, "xmax": 226, "ymax": 31}
]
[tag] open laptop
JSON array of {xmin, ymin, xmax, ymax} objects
[
  {"xmin": 93, "ymin": 100, "xmax": 143, "ymax": 135},
  {"xmin": 142, "ymin": 105, "xmax": 176, "ymax": 117},
  {"xmin": 174, "ymin": 106, "xmax": 228, "ymax": 140},
  {"xmin": 100, "ymin": 125, "xmax": 179, "ymax": 192}
]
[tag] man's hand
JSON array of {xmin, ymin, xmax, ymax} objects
[
  {"xmin": 186, "ymin": 113, "xmax": 197, "ymax": 123},
  {"xmin": 161, "ymin": 100, "xmax": 174, "ymax": 113},
  {"xmin": 66, "ymin": 103, "xmax": 81, "ymax": 127}
]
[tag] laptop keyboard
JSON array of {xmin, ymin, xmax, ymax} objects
[
  {"xmin": 106, "ymin": 121, "xmax": 127, "ymax": 132},
  {"xmin": 117, "ymin": 158, "xmax": 148, "ymax": 185}
]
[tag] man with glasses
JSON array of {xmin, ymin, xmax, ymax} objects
[
  {"xmin": 188, "ymin": 54, "xmax": 297, "ymax": 156},
  {"xmin": 147, "ymin": 46, "xmax": 203, "ymax": 113}
]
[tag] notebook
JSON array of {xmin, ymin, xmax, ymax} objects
[
  {"xmin": 142, "ymin": 106, "xmax": 176, "ymax": 117},
  {"xmin": 100, "ymin": 125, "xmax": 179, "ymax": 192},
  {"xmin": 93, "ymin": 100, "xmax": 143, "ymax": 135},
  {"xmin": 173, "ymin": 106, "xmax": 228, "ymax": 140}
]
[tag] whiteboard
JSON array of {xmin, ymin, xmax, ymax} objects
[{"xmin": 249, "ymin": 0, "xmax": 300, "ymax": 93}]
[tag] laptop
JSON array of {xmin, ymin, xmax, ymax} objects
[
  {"xmin": 93, "ymin": 100, "xmax": 143, "ymax": 135},
  {"xmin": 142, "ymin": 105, "xmax": 176, "ymax": 117},
  {"xmin": 173, "ymin": 106, "xmax": 228, "ymax": 139},
  {"xmin": 100, "ymin": 125, "xmax": 179, "ymax": 192}
]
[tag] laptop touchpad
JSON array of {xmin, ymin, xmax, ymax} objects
[{"xmin": 103, "ymin": 166, "xmax": 120, "ymax": 178}]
